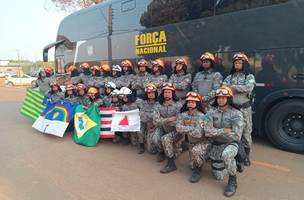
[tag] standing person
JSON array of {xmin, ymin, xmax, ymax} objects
[
  {"xmin": 80, "ymin": 62, "xmax": 92, "ymax": 85},
  {"xmin": 137, "ymin": 83, "xmax": 160, "ymax": 154},
  {"xmin": 203, "ymin": 86, "xmax": 244, "ymax": 197},
  {"xmin": 47, "ymin": 82, "xmax": 64, "ymax": 103},
  {"xmin": 76, "ymin": 83, "xmax": 91, "ymax": 108},
  {"xmin": 64, "ymin": 83, "xmax": 78, "ymax": 104},
  {"xmin": 96, "ymin": 64, "xmax": 112, "ymax": 94},
  {"xmin": 87, "ymin": 65, "xmax": 102, "ymax": 88},
  {"xmin": 87, "ymin": 87, "xmax": 103, "ymax": 108},
  {"xmin": 169, "ymin": 57, "xmax": 192, "ymax": 100},
  {"xmin": 224, "ymin": 53, "xmax": 255, "ymax": 166},
  {"xmin": 33, "ymin": 70, "xmax": 51, "ymax": 95},
  {"xmin": 119, "ymin": 60, "xmax": 136, "ymax": 88},
  {"xmin": 44, "ymin": 66, "xmax": 56, "ymax": 83},
  {"xmin": 131, "ymin": 59, "xmax": 152, "ymax": 99},
  {"xmin": 192, "ymin": 52, "xmax": 223, "ymax": 105},
  {"xmin": 151, "ymin": 59, "xmax": 168, "ymax": 93},
  {"xmin": 107, "ymin": 65, "xmax": 123, "ymax": 89},
  {"xmin": 68, "ymin": 65, "xmax": 81, "ymax": 85},
  {"xmin": 152, "ymin": 83, "xmax": 182, "ymax": 162}
]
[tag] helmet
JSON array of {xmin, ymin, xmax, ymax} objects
[
  {"xmin": 87, "ymin": 87, "xmax": 98, "ymax": 95},
  {"xmin": 80, "ymin": 62, "xmax": 90, "ymax": 69},
  {"xmin": 185, "ymin": 92, "xmax": 202, "ymax": 102},
  {"xmin": 77, "ymin": 83, "xmax": 86, "ymax": 90},
  {"xmin": 66, "ymin": 83, "xmax": 75, "ymax": 91},
  {"xmin": 215, "ymin": 86, "xmax": 233, "ymax": 97},
  {"xmin": 175, "ymin": 57, "xmax": 187, "ymax": 65},
  {"xmin": 112, "ymin": 65, "xmax": 122, "ymax": 72},
  {"xmin": 145, "ymin": 83, "xmax": 157, "ymax": 93},
  {"xmin": 50, "ymin": 82, "xmax": 60, "ymax": 88},
  {"xmin": 45, "ymin": 66, "xmax": 54, "ymax": 74},
  {"xmin": 105, "ymin": 81, "xmax": 116, "ymax": 89},
  {"xmin": 162, "ymin": 82, "xmax": 175, "ymax": 91},
  {"xmin": 138, "ymin": 59, "xmax": 148, "ymax": 67},
  {"xmin": 233, "ymin": 53, "xmax": 249, "ymax": 62},
  {"xmin": 121, "ymin": 59, "xmax": 133, "ymax": 68},
  {"xmin": 200, "ymin": 52, "xmax": 215, "ymax": 62},
  {"xmin": 68, "ymin": 65, "xmax": 77, "ymax": 72},
  {"xmin": 91, "ymin": 65, "xmax": 101, "ymax": 71},
  {"xmin": 152, "ymin": 59, "xmax": 165, "ymax": 68},
  {"xmin": 101, "ymin": 64, "xmax": 111, "ymax": 72},
  {"xmin": 110, "ymin": 89, "xmax": 121, "ymax": 97},
  {"xmin": 120, "ymin": 87, "xmax": 132, "ymax": 95}
]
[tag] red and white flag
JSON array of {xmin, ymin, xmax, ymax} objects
[
  {"xmin": 111, "ymin": 109, "xmax": 140, "ymax": 132},
  {"xmin": 100, "ymin": 107, "xmax": 117, "ymax": 139}
]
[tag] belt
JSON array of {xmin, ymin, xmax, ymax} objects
[{"xmin": 234, "ymin": 101, "xmax": 251, "ymax": 109}]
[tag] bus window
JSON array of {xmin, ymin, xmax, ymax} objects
[{"xmin": 121, "ymin": 0, "xmax": 136, "ymax": 12}]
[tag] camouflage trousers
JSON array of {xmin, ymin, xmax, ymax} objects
[
  {"xmin": 240, "ymin": 107, "xmax": 253, "ymax": 148},
  {"xmin": 209, "ymin": 143, "xmax": 239, "ymax": 180},
  {"xmin": 139, "ymin": 122, "xmax": 157, "ymax": 153},
  {"xmin": 161, "ymin": 132, "xmax": 184, "ymax": 159},
  {"xmin": 152, "ymin": 127, "xmax": 167, "ymax": 153},
  {"xmin": 189, "ymin": 141, "xmax": 212, "ymax": 169},
  {"xmin": 122, "ymin": 132, "xmax": 138, "ymax": 146}
]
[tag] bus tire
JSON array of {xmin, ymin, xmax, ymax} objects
[{"xmin": 265, "ymin": 99, "xmax": 304, "ymax": 153}]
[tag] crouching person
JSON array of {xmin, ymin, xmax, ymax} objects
[{"xmin": 203, "ymin": 86, "xmax": 244, "ymax": 197}]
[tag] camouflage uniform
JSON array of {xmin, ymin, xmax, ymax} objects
[
  {"xmin": 101, "ymin": 95, "xmax": 112, "ymax": 108},
  {"xmin": 88, "ymin": 98, "xmax": 103, "ymax": 108},
  {"xmin": 131, "ymin": 72, "xmax": 152, "ymax": 98},
  {"xmin": 204, "ymin": 106, "xmax": 244, "ymax": 180},
  {"xmin": 80, "ymin": 72, "xmax": 92, "ymax": 86},
  {"xmin": 46, "ymin": 91, "xmax": 65, "ymax": 103},
  {"xmin": 65, "ymin": 95, "xmax": 78, "ymax": 105},
  {"xmin": 137, "ymin": 98, "xmax": 160, "ymax": 153},
  {"xmin": 152, "ymin": 101, "xmax": 183, "ymax": 154},
  {"xmin": 151, "ymin": 74, "xmax": 168, "ymax": 93},
  {"xmin": 33, "ymin": 79, "xmax": 51, "ymax": 95},
  {"xmin": 76, "ymin": 95, "xmax": 91, "ymax": 108},
  {"xmin": 192, "ymin": 69, "xmax": 223, "ymax": 102},
  {"xmin": 169, "ymin": 73, "xmax": 192, "ymax": 100},
  {"xmin": 106, "ymin": 76, "xmax": 123, "ymax": 89},
  {"xmin": 70, "ymin": 75, "xmax": 81, "ymax": 85},
  {"xmin": 121, "ymin": 101, "xmax": 140, "ymax": 145},
  {"xmin": 118, "ymin": 74, "xmax": 136, "ymax": 88},
  {"xmin": 224, "ymin": 73, "xmax": 255, "ymax": 149}
]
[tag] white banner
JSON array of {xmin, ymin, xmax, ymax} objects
[{"xmin": 111, "ymin": 109, "xmax": 140, "ymax": 132}]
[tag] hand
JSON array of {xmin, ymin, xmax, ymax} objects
[{"xmin": 224, "ymin": 128, "xmax": 232, "ymax": 134}]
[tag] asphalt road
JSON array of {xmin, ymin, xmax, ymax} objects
[{"xmin": 0, "ymin": 87, "xmax": 303, "ymax": 200}]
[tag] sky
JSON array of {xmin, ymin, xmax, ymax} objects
[{"xmin": 0, "ymin": 1, "xmax": 69, "ymax": 61}]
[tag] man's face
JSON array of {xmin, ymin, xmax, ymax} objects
[
  {"xmin": 217, "ymin": 96, "xmax": 228, "ymax": 107},
  {"xmin": 139, "ymin": 66, "xmax": 146, "ymax": 73},
  {"xmin": 147, "ymin": 92, "xmax": 156, "ymax": 99},
  {"xmin": 202, "ymin": 60, "xmax": 211, "ymax": 69},
  {"xmin": 163, "ymin": 90, "xmax": 173, "ymax": 100},
  {"xmin": 187, "ymin": 100, "xmax": 197, "ymax": 109}
]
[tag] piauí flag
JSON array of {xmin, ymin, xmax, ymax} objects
[
  {"xmin": 20, "ymin": 88, "xmax": 46, "ymax": 121},
  {"xmin": 100, "ymin": 107, "xmax": 116, "ymax": 139},
  {"xmin": 74, "ymin": 105, "xmax": 101, "ymax": 147},
  {"xmin": 111, "ymin": 109, "xmax": 140, "ymax": 132},
  {"xmin": 32, "ymin": 100, "xmax": 77, "ymax": 137}
]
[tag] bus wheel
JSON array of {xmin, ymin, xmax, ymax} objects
[{"xmin": 265, "ymin": 99, "xmax": 304, "ymax": 153}]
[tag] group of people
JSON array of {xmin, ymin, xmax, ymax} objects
[{"xmin": 33, "ymin": 52, "xmax": 256, "ymax": 197}]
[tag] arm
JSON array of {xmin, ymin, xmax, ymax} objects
[
  {"xmin": 174, "ymin": 74, "xmax": 192, "ymax": 90},
  {"xmin": 204, "ymin": 72, "xmax": 223, "ymax": 101},
  {"xmin": 233, "ymin": 74, "xmax": 256, "ymax": 94},
  {"xmin": 191, "ymin": 73, "xmax": 200, "ymax": 92}
]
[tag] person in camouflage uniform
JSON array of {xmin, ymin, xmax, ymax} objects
[
  {"xmin": 192, "ymin": 52, "xmax": 223, "ymax": 104},
  {"xmin": 46, "ymin": 82, "xmax": 65, "ymax": 103},
  {"xmin": 119, "ymin": 87, "xmax": 139, "ymax": 146},
  {"xmin": 79, "ymin": 62, "xmax": 92, "ymax": 86},
  {"xmin": 169, "ymin": 57, "xmax": 192, "ymax": 100},
  {"xmin": 75, "ymin": 83, "xmax": 91, "ymax": 108},
  {"xmin": 44, "ymin": 66, "xmax": 56, "ymax": 83},
  {"xmin": 101, "ymin": 81, "xmax": 117, "ymax": 107},
  {"xmin": 136, "ymin": 83, "xmax": 160, "ymax": 154},
  {"xmin": 64, "ymin": 83, "xmax": 78, "ymax": 104},
  {"xmin": 95, "ymin": 64, "xmax": 112, "ymax": 94},
  {"xmin": 87, "ymin": 87, "xmax": 103, "ymax": 108},
  {"xmin": 106, "ymin": 65, "xmax": 124, "ymax": 89},
  {"xmin": 67, "ymin": 65, "xmax": 81, "ymax": 85},
  {"xmin": 150, "ymin": 59, "xmax": 168, "ymax": 93},
  {"xmin": 224, "ymin": 53, "xmax": 255, "ymax": 166},
  {"xmin": 131, "ymin": 59, "xmax": 152, "ymax": 98},
  {"xmin": 119, "ymin": 60, "xmax": 136, "ymax": 88},
  {"xmin": 152, "ymin": 83, "xmax": 182, "ymax": 162},
  {"xmin": 203, "ymin": 86, "xmax": 244, "ymax": 197},
  {"xmin": 87, "ymin": 65, "xmax": 102, "ymax": 88},
  {"xmin": 33, "ymin": 70, "xmax": 51, "ymax": 95}
]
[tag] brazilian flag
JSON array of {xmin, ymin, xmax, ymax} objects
[
  {"xmin": 73, "ymin": 105, "xmax": 101, "ymax": 147},
  {"xmin": 20, "ymin": 88, "xmax": 45, "ymax": 121}
]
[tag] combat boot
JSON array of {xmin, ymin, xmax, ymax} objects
[
  {"xmin": 237, "ymin": 161, "xmax": 244, "ymax": 173},
  {"xmin": 160, "ymin": 157, "xmax": 177, "ymax": 173},
  {"xmin": 157, "ymin": 152, "xmax": 166, "ymax": 162},
  {"xmin": 224, "ymin": 175, "xmax": 237, "ymax": 197},
  {"xmin": 189, "ymin": 167, "xmax": 202, "ymax": 183},
  {"xmin": 244, "ymin": 148, "xmax": 251, "ymax": 166},
  {"xmin": 137, "ymin": 143, "xmax": 145, "ymax": 154}
]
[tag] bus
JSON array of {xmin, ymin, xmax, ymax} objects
[{"xmin": 43, "ymin": 0, "xmax": 304, "ymax": 152}]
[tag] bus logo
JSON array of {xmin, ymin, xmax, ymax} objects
[{"xmin": 135, "ymin": 31, "xmax": 167, "ymax": 55}]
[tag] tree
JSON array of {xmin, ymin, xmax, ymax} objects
[{"xmin": 51, "ymin": 0, "xmax": 104, "ymax": 11}]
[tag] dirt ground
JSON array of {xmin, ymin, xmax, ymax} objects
[{"xmin": 0, "ymin": 86, "xmax": 303, "ymax": 200}]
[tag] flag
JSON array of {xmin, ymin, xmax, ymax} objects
[
  {"xmin": 32, "ymin": 100, "xmax": 77, "ymax": 137},
  {"xmin": 74, "ymin": 105, "xmax": 101, "ymax": 147},
  {"xmin": 111, "ymin": 109, "xmax": 140, "ymax": 132},
  {"xmin": 100, "ymin": 107, "xmax": 117, "ymax": 139},
  {"xmin": 20, "ymin": 88, "xmax": 45, "ymax": 121}
]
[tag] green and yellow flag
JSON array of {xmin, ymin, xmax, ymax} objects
[
  {"xmin": 74, "ymin": 105, "xmax": 101, "ymax": 147},
  {"xmin": 20, "ymin": 88, "xmax": 45, "ymax": 121}
]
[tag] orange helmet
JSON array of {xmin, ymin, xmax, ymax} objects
[
  {"xmin": 200, "ymin": 52, "xmax": 215, "ymax": 62},
  {"xmin": 91, "ymin": 65, "xmax": 101, "ymax": 71},
  {"xmin": 80, "ymin": 62, "xmax": 90, "ymax": 69},
  {"xmin": 68, "ymin": 65, "xmax": 77, "ymax": 72},
  {"xmin": 162, "ymin": 82, "xmax": 175, "ymax": 91},
  {"xmin": 186, "ymin": 92, "xmax": 202, "ymax": 102},
  {"xmin": 152, "ymin": 59, "xmax": 165, "ymax": 68},
  {"xmin": 45, "ymin": 66, "xmax": 54, "ymax": 74},
  {"xmin": 76, "ymin": 83, "xmax": 86, "ymax": 90},
  {"xmin": 138, "ymin": 59, "xmax": 148, "ymax": 67},
  {"xmin": 87, "ymin": 87, "xmax": 99, "ymax": 95},
  {"xmin": 145, "ymin": 83, "xmax": 157, "ymax": 93},
  {"xmin": 101, "ymin": 64, "xmax": 111, "ymax": 72},
  {"xmin": 121, "ymin": 59, "xmax": 133, "ymax": 68},
  {"xmin": 50, "ymin": 81, "xmax": 60, "ymax": 87},
  {"xmin": 66, "ymin": 83, "xmax": 75, "ymax": 91},
  {"xmin": 175, "ymin": 57, "xmax": 187, "ymax": 65},
  {"xmin": 233, "ymin": 53, "xmax": 249, "ymax": 62},
  {"xmin": 215, "ymin": 86, "xmax": 233, "ymax": 97}
]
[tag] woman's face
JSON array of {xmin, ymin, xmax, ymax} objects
[
  {"xmin": 234, "ymin": 60, "xmax": 243, "ymax": 71},
  {"xmin": 176, "ymin": 64, "xmax": 183, "ymax": 72},
  {"xmin": 67, "ymin": 90, "xmax": 73, "ymax": 95},
  {"xmin": 202, "ymin": 60, "xmax": 211, "ymax": 69}
]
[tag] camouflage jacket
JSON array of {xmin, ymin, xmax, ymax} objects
[
  {"xmin": 121, "ymin": 101, "xmax": 139, "ymax": 111},
  {"xmin": 76, "ymin": 95, "xmax": 91, "ymax": 108},
  {"xmin": 137, "ymin": 99, "xmax": 161, "ymax": 123},
  {"xmin": 47, "ymin": 91, "xmax": 65, "ymax": 103},
  {"xmin": 65, "ymin": 95, "xmax": 78, "ymax": 105},
  {"xmin": 118, "ymin": 74, "xmax": 136, "ymax": 88},
  {"xmin": 203, "ymin": 106, "xmax": 244, "ymax": 144},
  {"xmin": 169, "ymin": 73, "xmax": 192, "ymax": 99},
  {"xmin": 131, "ymin": 72, "xmax": 153, "ymax": 91},
  {"xmin": 151, "ymin": 74, "xmax": 168, "ymax": 89},
  {"xmin": 34, "ymin": 79, "xmax": 51, "ymax": 95}
]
